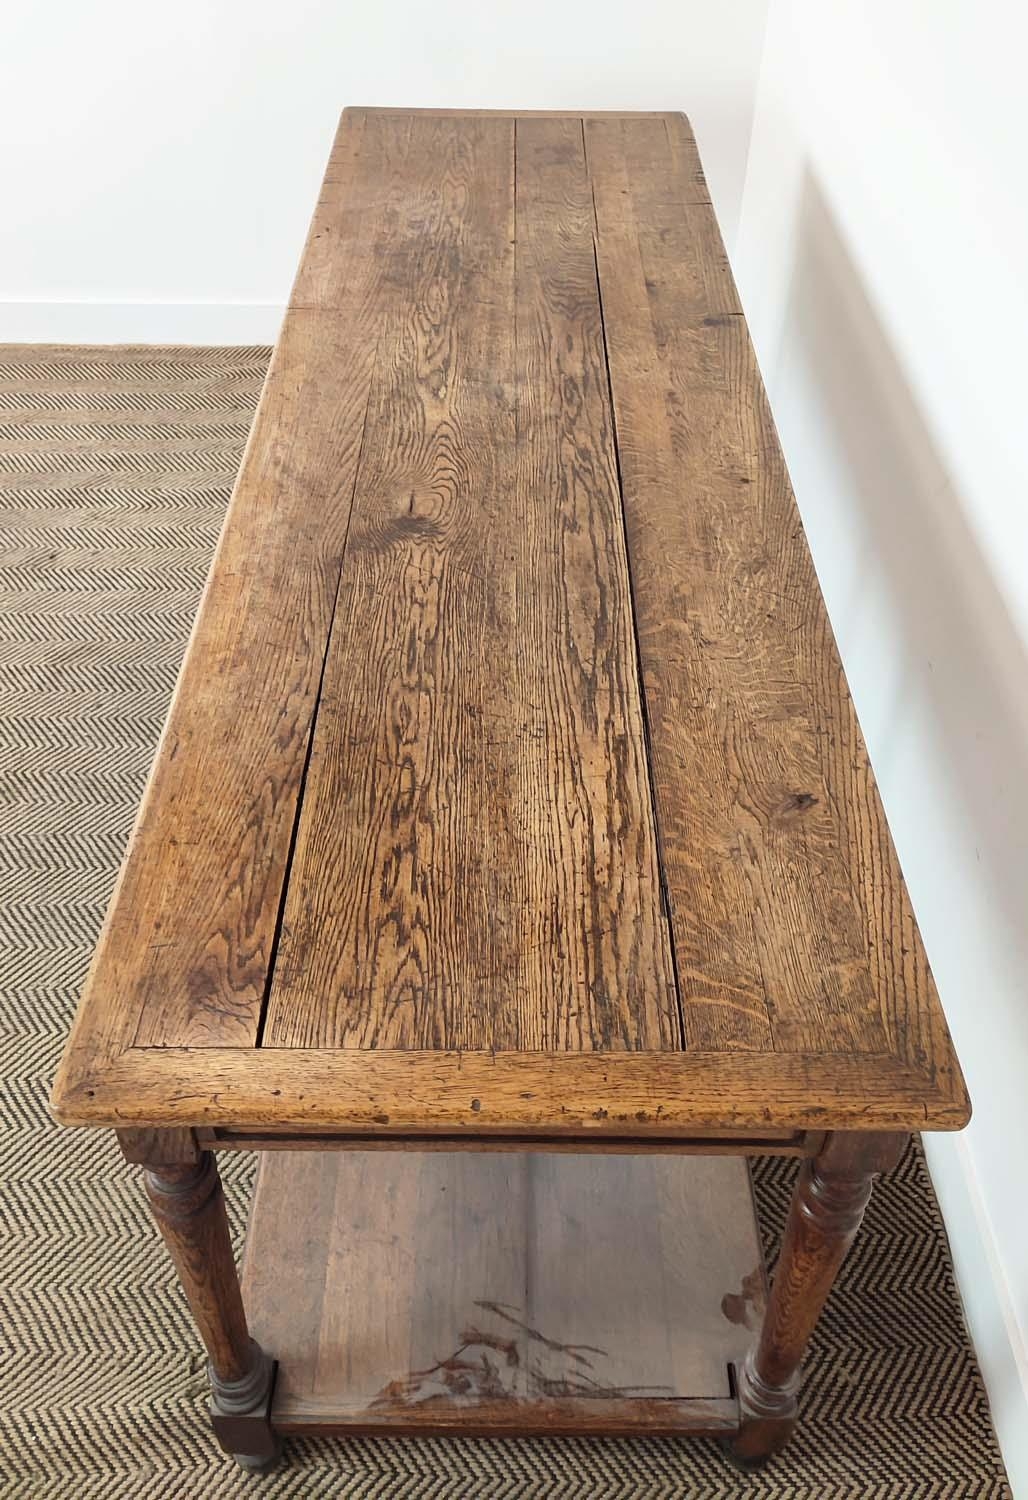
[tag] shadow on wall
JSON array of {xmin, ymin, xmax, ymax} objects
[{"xmin": 768, "ymin": 168, "xmax": 1028, "ymax": 1021}]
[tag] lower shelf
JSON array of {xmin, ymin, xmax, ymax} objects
[{"xmin": 241, "ymin": 1149, "xmax": 766, "ymax": 1437}]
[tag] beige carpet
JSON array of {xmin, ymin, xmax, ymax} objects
[{"xmin": 0, "ymin": 344, "xmax": 1011, "ymax": 1498}]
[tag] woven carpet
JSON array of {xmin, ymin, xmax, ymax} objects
[{"xmin": 0, "ymin": 344, "xmax": 1011, "ymax": 1499}]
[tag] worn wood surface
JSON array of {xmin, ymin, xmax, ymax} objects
[
  {"xmin": 266, "ymin": 116, "xmax": 676, "ymax": 1052},
  {"xmin": 587, "ymin": 118, "xmax": 887, "ymax": 1058},
  {"xmin": 53, "ymin": 1047, "xmax": 968, "ymax": 1132},
  {"xmin": 241, "ymin": 1149, "xmax": 763, "ymax": 1435},
  {"xmin": 52, "ymin": 109, "xmax": 969, "ymax": 1136},
  {"xmin": 60, "ymin": 305, "xmax": 382, "ymax": 1068}
]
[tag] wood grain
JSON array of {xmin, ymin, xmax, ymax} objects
[
  {"xmin": 50, "ymin": 108, "xmax": 969, "ymax": 1141},
  {"xmin": 585, "ymin": 115, "xmax": 954, "ymax": 1082},
  {"xmin": 264, "ymin": 115, "xmax": 677, "ymax": 1051},
  {"xmin": 52, "ymin": 1046, "xmax": 968, "ymax": 1133},
  {"xmin": 241, "ymin": 1149, "xmax": 763, "ymax": 1434},
  {"xmin": 58, "ymin": 115, "xmax": 471, "ymax": 1062},
  {"xmin": 121, "ymin": 306, "xmax": 380, "ymax": 1052}
]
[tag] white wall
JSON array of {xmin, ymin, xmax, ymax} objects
[
  {"xmin": 0, "ymin": 0, "xmax": 767, "ymax": 344},
  {"xmin": 734, "ymin": 4, "xmax": 1028, "ymax": 1491}
]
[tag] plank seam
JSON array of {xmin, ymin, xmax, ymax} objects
[
  {"xmin": 582, "ymin": 120, "xmax": 688, "ymax": 1054},
  {"xmin": 253, "ymin": 332, "xmax": 383, "ymax": 1049}
]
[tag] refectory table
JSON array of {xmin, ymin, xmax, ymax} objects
[{"xmin": 52, "ymin": 108, "xmax": 969, "ymax": 1471}]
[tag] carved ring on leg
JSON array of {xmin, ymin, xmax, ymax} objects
[{"xmin": 730, "ymin": 1352, "xmax": 800, "ymax": 1467}]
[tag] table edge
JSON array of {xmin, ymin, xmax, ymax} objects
[
  {"xmin": 344, "ymin": 106, "xmax": 695, "ymax": 130},
  {"xmin": 51, "ymin": 1043, "xmax": 971, "ymax": 1134}
]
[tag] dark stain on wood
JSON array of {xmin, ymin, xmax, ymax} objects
[{"xmin": 371, "ymin": 1301, "xmax": 671, "ymax": 1409}]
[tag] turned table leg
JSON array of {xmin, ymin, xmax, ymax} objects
[
  {"xmin": 731, "ymin": 1130, "xmax": 907, "ymax": 1467},
  {"xmin": 132, "ymin": 1140, "xmax": 278, "ymax": 1469}
]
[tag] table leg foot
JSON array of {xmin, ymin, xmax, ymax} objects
[
  {"xmin": 727, "ymin": 1131, "xmax": 907, "ymax": 1465},
  {"xmin": 725, "ymin": 1353, "xmax": 798, "ymax": 1466},
  {"xmin": 209, "ymin": 1339, "xmax": 280, "ymax": 1469}
]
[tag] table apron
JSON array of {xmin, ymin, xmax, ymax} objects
[{"xmin": 195, "ymin": 1126, "xmax": 825, "ymax": 1157}]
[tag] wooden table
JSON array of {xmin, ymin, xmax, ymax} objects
[{"xmin": 52, "ymin": 108, "xmax": 969, "ymax": 1472}]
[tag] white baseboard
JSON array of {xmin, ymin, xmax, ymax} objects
[
  {"xmin": 0, "ymin": 300, "xmax": 285, "ymax": 346},
  {"xmin": 923, "ymin": 1133, "xmax": 1028, "ymax": 1496}
]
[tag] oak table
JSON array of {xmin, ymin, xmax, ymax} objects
[{"xmin": 52, "ymin": 108, "xmax": 969, "ymax": 1472}]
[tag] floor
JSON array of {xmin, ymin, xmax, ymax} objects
[{"xmin": 0, "ymin": 343, "xmax": 1011, "ymax": 1497}]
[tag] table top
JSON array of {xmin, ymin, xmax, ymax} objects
[{"xmin": 51, "ymin": 109, "xmax": 968, "ymax": 1139}]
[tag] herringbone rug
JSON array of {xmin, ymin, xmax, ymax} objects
[{"xmin": 0, "ymin": 344, "xmax": 1011, "ymax": 1499}]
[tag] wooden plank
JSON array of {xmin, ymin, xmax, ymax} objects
[
  {"xmin": 83, "ymin": 305, "xmax": 380, "ymax": 1058},
  {"xmin": 199, "ymin": 1129, "xmax": 811, "ymax": 1154},
  {"xmin": 268, "ymin": 1398, "xmax": 739, "ymax": 1439},
  {"xmin": 264, "ymin": 116, "xmax": 678, "ymax": 1051},
  {"xmin": 527, "ymin": 1152, "xmax": 764, "ymax": 1397},
  {"xmin": 87, "ymin": 128, "xmax": 434, "ymax": 1060},
  {"xmin": 70, "ymin": 115, "xmax": 441, "ymax": 1058},
  {"xmin": 582, "ymin": 119, "xmax": 769, "ymax": 1053},
  {"xmin": 287, "ymin": 107, "xmax": 368, "ymax": 309},
  {"xmin": 288, "ymin": 113, "xmax": 425, "ymax": 312},
  {"xmin": 51, "ymin": 1046, "xmax": 971, "ymax": 1134},
  {"xmin": 241, "ymin": 1150, "xmax": 763, "ymax": 1432},
  {"xmin": 585, "ymin": 115, "xmax": 913, "ymax": 1060}
]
